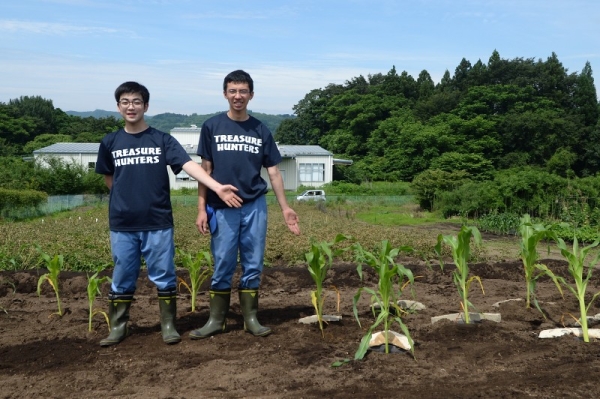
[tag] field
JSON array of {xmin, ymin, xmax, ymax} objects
[{"xmin": 1, "ymin": 203, "xmax": 600, "ymax": 398}]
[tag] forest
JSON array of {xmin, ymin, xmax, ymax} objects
[{"xmin": 275, "ymin": 50, "xmax": 599, "ymax": 182}]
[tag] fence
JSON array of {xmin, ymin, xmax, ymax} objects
[{"xmin": 1, "ymin": 194, "xmax": 108, "ymax": 220}]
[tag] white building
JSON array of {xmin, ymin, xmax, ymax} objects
[{"xmin": 33, "ymin": 126, "xmax": 351, "ymax": 191}]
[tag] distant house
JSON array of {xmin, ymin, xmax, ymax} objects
[{"xmin": 33, "ymin": 126, "xmax": 351, "ymax": 191}]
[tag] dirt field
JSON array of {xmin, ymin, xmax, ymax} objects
[{"xmin": 1, "ymin": 236, "xmax": 600, "ymax": 398}]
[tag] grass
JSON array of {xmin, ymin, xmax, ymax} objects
[
  {"xmin": 0, "ymin": 197, "xmax": 484, "ymax": 272},
  {"xmin": 356, "ymin": 204, "xmax": 447, "ymax": 226}
]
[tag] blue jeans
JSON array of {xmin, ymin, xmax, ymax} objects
[
  {"xmin": 210, "ymin": 195, "xmax": 267, "ymax": 290},
  {"xmin": 109, "ymin": 228, "xmax": 176, "ymax": 294}
]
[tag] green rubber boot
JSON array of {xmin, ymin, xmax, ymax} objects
[
  {"xmin": 158, "ymin": 289, "xmax": 181, "ymax": 344},
  {"xmin": 100, "ymin": 292, "xmax": 133, "ymax": 347},
  {"xmin": 189, "ymin": 290, "xmax": 230, "ymax": 339},
  {"xmin": 239, "ymin": 289, "xmax": 272, "ymax": 337}
]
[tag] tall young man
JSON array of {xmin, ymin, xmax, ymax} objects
[
  {"xmin": 191, "ymin": 70, "xmax": 300, "ymax": 339},
  {"xmin": 95, "ymin": 81, "xmax": 242, "ymax": 346}
]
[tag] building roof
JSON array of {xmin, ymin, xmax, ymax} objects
[
  {"xmin": 33, "ymin": 143, "xmax": 100, "ymax": 154},
  {"xmin": 32, "ymin": 142, "xmax": 333, "ymax": 158},
  {"xmin": 170, "ymin": 125, "xmax": 202, "ymax": 134},
  {"xmin": 277, "ymin": 145, "xmax": 332, "ymax": 157}
]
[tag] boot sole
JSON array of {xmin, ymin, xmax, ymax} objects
[
  {"xmin": 100, "ymin": 338, "xmax": 125, "ymax": 347},
  {"xmin": 189, "ymin": 330, "xmax": 224, "ymax": 340},
  {"xmin": 245, "ymin": 328, "xmax": 272, "ymax": 337}
]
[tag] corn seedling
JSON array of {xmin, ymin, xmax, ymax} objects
[
  {"xmin": 304, "ymin": 233, "xmax": 350, "ymax": 337},
  {"xmin": 352, "ymin": 240, "xmax": 415, "ymax": 360},
  {"xmin": 36, "ymin": 247, "xmax": 64, "ymax": 316},
  {"xmin": 87, "ymin": 270, "xmax": 111, "ymax": 332},
  {"xmin": 556, "ymin": 236, "xmax": 600, "ymax": 343},
  {"xmin": 434, "ymin": 225, "xmax": 483, "ymax": 325},
  {"xmin": 0, "ymin": 278, "xmax": 16, "ymax": 314},
  {"xmin": 176, "ymin": 249, "xmax": 213, "ymax": 312},
  {"xmin": 518, "ymin": 214, "xmax": 564, "ymax": 313}
]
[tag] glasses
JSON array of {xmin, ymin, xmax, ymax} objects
[
  {"xmin": 226, "ymin": 89, "xmax": 251, "ymax": 96},
  {"xmin": 118, "ymin": 99, "xmax": 144, "ymax": 107}
]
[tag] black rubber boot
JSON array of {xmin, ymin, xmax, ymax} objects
[
  {"xmin": 189, "ymin": 290, "xmax": 230, "ymax": 339},
  {"xmin": 158, "ymin": 288, "xmax": 181, "ymax": 344},
  {"xmin": 239, "ymin": 289, "xmax": 272, "ymax": 337},
  {"xmin": 100, "ymin": 292, "xmax": 133, "ymax": 347}
]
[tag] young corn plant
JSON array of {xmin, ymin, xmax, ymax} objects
[
  {"xmin": 176, "ymin": 248, "xmax": 213, "ymax": 312},
  {"xmin": 352, "ymin": 240, "xmax": 415, "ymax": 360},
  {"xmin": 36, "ymin": 247, "xmax": 64, "ymax": 316},
  {"xmin": 0, "ymin": 278, "xmax": 16, "ymax": 314},
  {"xmin": 87, "ymin": 270, "xmax": 111, "ymax": 332},
  {"xmin": 518, "ymin": 214, "xmax": 564, "ymax": 313},
  {"xmin": 434, "ymin": 225, "xmax": 483, "ymax": 325},
  {"xmin": 304, "ymin": 233, "xmax": 350, "ymax": 337},
  {"xmin": 556, "ymin": 236, "xmax": 600, "ymax": 343}
]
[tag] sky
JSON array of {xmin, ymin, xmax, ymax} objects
[{"xmin": 1, "ymin": 0, "xmax": 599, "ymax": 116}]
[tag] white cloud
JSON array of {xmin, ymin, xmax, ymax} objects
[{"xmin": 0, "ymin": 19, "xmax": 120, "ymax": 36}]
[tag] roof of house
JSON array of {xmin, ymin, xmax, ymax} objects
[
  {"xmin": 170, "ymin": 125, "xmax": 202, "ymax": 134},
  {"xmin": 278, "ymin": 145, "xmax": 332, "ymax": 157},
  {"xmin": 33, "ymin": 143, "xmax": 100, "ymax": 154},
  {"xmin": 32, "ymin": 142, "xmax": 333, "ymax": 157}
]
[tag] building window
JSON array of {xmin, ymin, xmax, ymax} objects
[
  {"xmin": 87, "ymin": 162, "xmax": 95, "ymax": 170},
  {"xmin": 299, "ymin": 163, "xmax": 324, "ymax": 182}
]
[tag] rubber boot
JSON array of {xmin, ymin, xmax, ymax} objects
[
  {"xmin": 189, "ymin": 290, "xmax": 230, "ymax": 339},
  {"xmin": 239, "ymin": 289, "xmax": 272, "ymax": 337},
  {"xmin": 158, "ymin": 289, "xmax": 181, "ymax": 344},
  {"xmin": 100, "ymin": 292, "xmax": 133, "ymax": 347}
]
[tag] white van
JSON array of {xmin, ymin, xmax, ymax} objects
[{"xmin": 296, "ymin": 190, "xmax": 326, "ymax": 202}]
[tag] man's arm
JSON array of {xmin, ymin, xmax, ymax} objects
[
  {"xmin": 103, "ymin": 175, "xmax": 113, "ymax": 190},
  {"xmin": 195, "ymin": 160, "xmax": 212, "ymax": 235},
  {"xmin": 182, "ymin": 160, "xmax": 242, "ymax": 208},
  {"xmin": 267, "ymin": 165, "xmax": 300, "ymax": 235}
]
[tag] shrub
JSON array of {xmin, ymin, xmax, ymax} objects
[{"xmin": 0, "ymin": 188, "xmax": 48, "ymax": 212}]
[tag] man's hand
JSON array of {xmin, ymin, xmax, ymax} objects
[
  {"xmin": 215, "ymin": 184, "xmax": 243, "ymax": 208},
  {"xmin": 196, "ymin": 211, "xmax": 209, "ymax": 235},
  {"xmin": 283, "ymin": 208, "xmax": 300, "ymax": 235}
]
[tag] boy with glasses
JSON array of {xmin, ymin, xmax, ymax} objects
[
  {"xmin": 95, "ymin": 81, "xmax": 243, "ymax": 347},
  {"xmin": 190, "ymin": 70, "xmax": 300, "ymax": 339}
]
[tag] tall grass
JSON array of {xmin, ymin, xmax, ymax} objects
[{"xmin": 1, "ymin": 200, "xmax": 454, "ymax": 271}]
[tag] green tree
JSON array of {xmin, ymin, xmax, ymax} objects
[
  {"xmin": 430, "ymin": 152, "xmax": 495, "ymax": 181},
  {"xmin": 546, "ymin": 147, "xmax": 577, "ymax": 177},
  {"xmin": 8, "ymin": 96, "xmax": 60, "ymax": 138},
  {"xmin": 33, "ymin": 157, "xmax": 87, "ymax": 195},
  {"xmin": 0, "ymin": 104, "xmax": 37, "ymax": 155}
]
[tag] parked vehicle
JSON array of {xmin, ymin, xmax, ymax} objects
[{"xmin": 296, "ymin": 190, "xmax": 326, "ymax": 202}]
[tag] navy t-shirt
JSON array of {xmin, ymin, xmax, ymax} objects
[
  {"xmin": 197, "ymin": 113, "xmax": 281, "ymax": 209},
  {"xmin": 96, "ymin": 127, "xmax": 191, "ymax": 231}
]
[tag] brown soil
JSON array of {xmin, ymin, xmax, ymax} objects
[{"xmin": 2, "ymin": 246, "xmax": 600, "ymax": 398}]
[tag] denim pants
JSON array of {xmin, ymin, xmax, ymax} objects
[
  {"xmin": 210, "ymin": 195, "xmax": 267, "ymax": 290},
  {"xmin": 109, "ymin": 228, "xmax": 176, "ymax": 294}
]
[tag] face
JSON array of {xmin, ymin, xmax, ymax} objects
[
  {"xmin": 224, "ymin": 82, "xmax": 253, "ymax": 112},
  {"xmin": 117, "ymin": 93, "xmax": 148, "ymax": 124}
]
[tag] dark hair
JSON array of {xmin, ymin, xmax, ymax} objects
[
  {"xmin": 114, "ymin": 81, "xmax": 150, "ymax": 103},
  {"xmin": 223, "ymin": 70, "xmax": 253, "ymax": 93}
]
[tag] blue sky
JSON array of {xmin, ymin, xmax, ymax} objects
[{"xmin": 1, "ymin": 0, "xmax": 599, "ymax": 116}]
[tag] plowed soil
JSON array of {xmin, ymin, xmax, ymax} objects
[{"xmin": 1, "ymin": 253, "xmax": 600, "ymax": 398}]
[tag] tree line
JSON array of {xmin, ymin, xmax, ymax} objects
[{"xmin": 275, "ymin": 50, "xmax": 599, "ymax": 183}]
